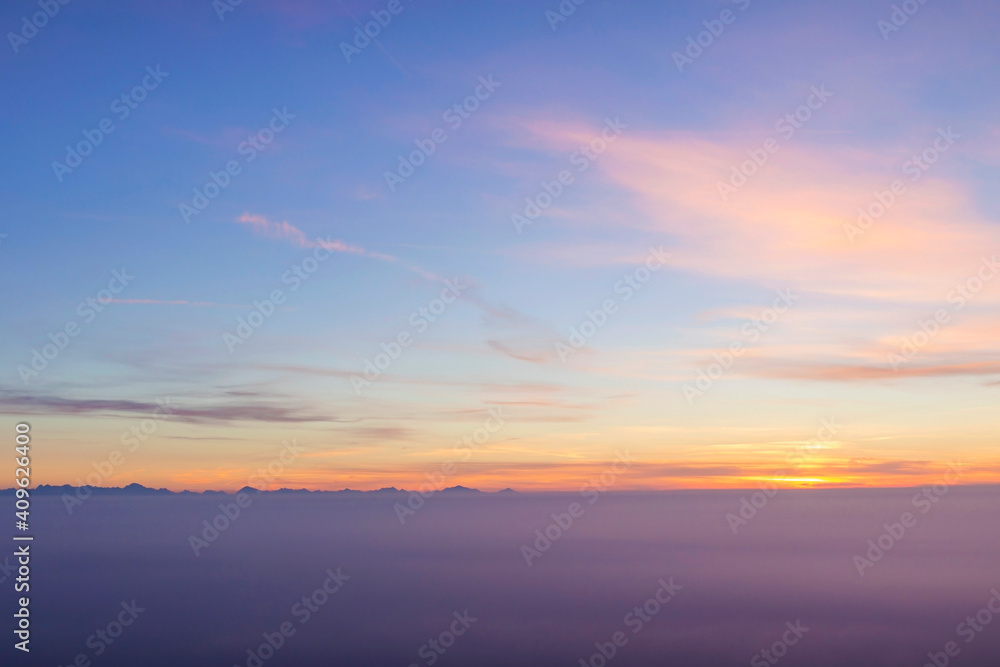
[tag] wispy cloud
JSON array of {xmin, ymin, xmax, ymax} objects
[
  {"xmin": 236, "ymin": 212, "xmax": 442, "ymax": 281},
  {"xmin": 0, "ymin": 391, "xmax": 333, "ymax": 425},
  {"xmin": 742, "ymin": 359, "xmax": 1000, "ymax": 383},
  {"xmin": 486, "ymin": 339, "xmax": 554, "ymax": 364},
  {"xmin": 506, "ymin": 118, "xmax": 1000, "ymax": 305}
]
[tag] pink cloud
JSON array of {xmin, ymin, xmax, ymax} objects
[
  {"xmin": 741, "ymin": 359, "xmax": 1000, "ymax": 382},
  {"xmin": 508, "ymin": 119, "xmax": 1000, "ymax": 305}
]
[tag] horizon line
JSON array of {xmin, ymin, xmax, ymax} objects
[{"xmin": 8, "ymin": 481, "xmax": 1000, "ymax": 495}]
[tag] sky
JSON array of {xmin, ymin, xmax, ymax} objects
[{"xmin": 1, "ymin": 0, "xmax": 998, "ymax": 491}]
